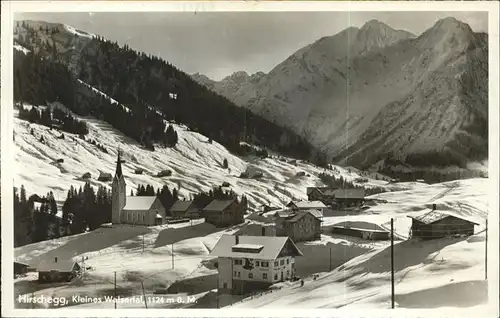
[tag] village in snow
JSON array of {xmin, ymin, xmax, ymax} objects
[{"xmin": 5, "ymin": 6, "xmax": 495, "ymax": 314}]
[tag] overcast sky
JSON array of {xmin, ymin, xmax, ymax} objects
[{"xmin": 16, "ymin": 11, "xmax": 487, "ymax": 80}]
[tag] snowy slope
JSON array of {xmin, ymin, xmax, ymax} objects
[
  {"xmin": 14, "ymin": 100, "xmax": 396, "ymax": 217},
  {"xmin": 191, "ymin": 17, "xmax": 488, "ymax": 168},
  {"xmin": 229, "ymin": 178, "xmax": 489, "ymax": 309}
]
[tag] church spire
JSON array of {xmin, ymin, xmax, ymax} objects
[{"xmin": 115, "ymin": 149, "xmax": 123, "ymax": 178}]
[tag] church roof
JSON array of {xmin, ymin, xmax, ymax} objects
[{"xmin": 123, "ymin": 196, "xmax": 157, "ymax": 211}]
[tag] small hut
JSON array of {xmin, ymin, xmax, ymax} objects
[{"xmin": 98, "ymin": 172, "xmax": 113, "ymax": 182}]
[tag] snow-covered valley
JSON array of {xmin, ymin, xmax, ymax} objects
[{"xmin": 12, "ymin": 103, "xmax": 490, "ymax": 310}]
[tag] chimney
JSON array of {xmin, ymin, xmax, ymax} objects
[
  {"xmin": 432, "ymin": 204, "xmax": 436, "ymax": 211},
  {"xmin": 235, "ymin": 235, "xmax": 239, "ymax": 245},
  {"xmin": 54, "ymin": 257, "xmax": 58, "ymax": 263},
  {"xmin": 262, "ymin": 226, "xmax": 266, "ymax": 236}
]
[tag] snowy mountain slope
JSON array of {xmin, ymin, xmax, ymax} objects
[
  {"xmin": 14, "ymin": 100, "xmax": 395, "ymax": 217},
  {"xmin": 191, "ymin": 17, "xmax": 488, "ymax": 169}
]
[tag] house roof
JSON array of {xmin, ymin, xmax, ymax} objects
[
  {"xmin": 293, "ymin": 201, "xmax": 327, "ymax": 209},
  {"xmin": 170, "ymin": 200, "xmax": 195, "ymax": 212},
  {"xmin": 14, "ymin": 261, "xmax": 30, "ymax": 267},
  {"xmin": 408, "ymin": 210, "xmax": 480, "ymax": 225},
  {"xmin": 37, "ymin": 259, "xmax": 78, "ymax": 272},
  {"xmin": 333, "ymin": 188, "xmax": 365, "ymax": 199},
  {"xmin": 123, "ymin": 196, "xmax": 157, "ymax": 211},
  {"xmin": 209, "ymin": 234, "xmax": 303, "ymax": 260},
  {"xmin": 203, "ymin": 199, "xmax": 235, "ymax": 212}
]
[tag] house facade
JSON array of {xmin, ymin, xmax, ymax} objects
[
  {"xmin": 275, "ymin": 210, "xmax": 322, "ymax": 242},
  {"xmin": 111, "ymin": 152, "xmax": 167, "ymax": 226},
  {"xmin": 203, "ymin": 199, "xmax": 245, "ymax": 227},
  {"xmin": 37, "ymin": 258, "xmax": 81, "ymax": 283},
  {"xmin": 408, "ymin": 209, "xmax": 478, "ymax": 240},
  {"xmin": 210, "ymin": 235, "xmax": 303, "ymax": 295}
]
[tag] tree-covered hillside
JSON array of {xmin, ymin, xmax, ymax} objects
[{"xmin": 13, "ymin": 21, "xmax": 314, "ymax": 160}]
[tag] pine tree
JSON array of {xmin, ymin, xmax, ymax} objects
[{"xmin": 223, "ymin": 158, "xmax": 228, "ymax": 169}]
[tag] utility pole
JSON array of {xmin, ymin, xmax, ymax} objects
[
  {"xmin": 485, "ymin": 219, "xmax": 488, "ymax": 280},
  {"xmin": 114, "ymin": 271, "xmax": 117, "ymax": 309},
  {"xmin": 172, "ymin": 243, "xmax": 174, "ymax": 269},
  {"xmin": 391, "ymin": 218, "xmax": 395, "ymax": 309},
  {"xmin": 329, "ymin": 247, "xmax": 332, "ymax": 271},
  {"xmin": 216, "ymin": 274, "xmax": 219, "ymax": 309},
  {"xmin": 141, "ymin": 281, "xmax": 148, "ymax": 309}
]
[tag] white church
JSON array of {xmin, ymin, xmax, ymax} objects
[{"xmin": 111, "ymin": 152, "xmax": 166, "ymax": 226}]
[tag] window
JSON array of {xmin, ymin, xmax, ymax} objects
[
  {"xmin": 287, "ymin": 270, "xmax": 289, "ymax": 276},
  {"xmin": 263, "ymin": 273, "xmax": 268, "ymax": 279},
  {"xmin": 261, "ymin": 262, "xmax": 269, "ymax": 267},
  {"xmin": 249, "ymin": 273, "xmax": 253, "ymax": 279},
  {"xmin": 287, "ymin": 259, "xmax": 290, "ymax": 264},
  {"xmin": 234, "ymin": 259, "xmax": 243, "ymax": 265},
  {"xmin": 280, "ymin": 260, "xmax": 284, "ymax": 266},
  {"xmin": 274, "ymin": 261, "xmax": 279, "ymax": 267},
  {"xmin": 233, "ymin": 271, "xmax": 241, "ymax": 277},
  {"xmin": 256, "ymin": 261, "xmax": 260, "ymax": 267},
  {"xmin": 274, "ymin": 274, "xmax": 278, "ymax": 280}
]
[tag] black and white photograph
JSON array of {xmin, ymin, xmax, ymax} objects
[{"xmin": 1, "ymin": 1, "xmax": 499, "ymax": 316}]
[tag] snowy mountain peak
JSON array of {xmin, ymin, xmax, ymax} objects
[
  {"xmin": 360, "ymin": 19, "xmax": 392, "ymax": 32},
  {"xmin": 223, "ymin": 71, "xmax": 251, "ymax": 83}
]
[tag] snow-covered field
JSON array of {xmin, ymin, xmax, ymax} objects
[{"xmin": 13, "ymin": 175, "xmax": 489, "ymax": 309}]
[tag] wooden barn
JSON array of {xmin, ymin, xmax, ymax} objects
[
  {"xmin": 202, "ymin": 199, "xmax": 245, "ymax": 228},
  {"xmin": 169, "ymin": 200, "xmax": 201, "ymax": 219},
  {"xmin": 275, "ymin": 210, "xmax": 322, "ymax": 242},
  {"xmin": 332, "ymin": 222, "xmax": 390, "ymax": 240},
  {"xmin": 306, "ymin": 187, "xmax": 338, "ymax": 205},
  {"xmin": 37, "ymin": 258, "xmax": 81, "ymax": 283},
  {"xmin": 408, "ymin": 205, "xmax": 478, "ymax": 240},
  {"xmin": 333, "ymin": 188, "xmax": 365, "ymax": 207},
  {"xmin": 98, "ymin": 172, "xmax": 113, "ymax": 182}
]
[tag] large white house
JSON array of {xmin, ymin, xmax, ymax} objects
[
  {"xmin": 209, "ymin": 234, "xmax": 303, "ymax": 295},
  {"xmin": 111, "ymin": 152, "xmax": 166, "ymax": 226}
]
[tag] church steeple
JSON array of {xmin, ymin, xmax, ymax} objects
[
  {"xmin": 112, "ymin": 149, "xmax": 126, "ymax": 224},
  {"xmin": 115, "ymin": 149, "xmax": 123, "ymax": 179}
]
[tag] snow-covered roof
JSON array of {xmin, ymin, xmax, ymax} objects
[
  {"xmin": 333, "ymin": 221, "xmax": 388, "ymax": 233},
  {"xmin": 37, "ymin": 259, "xmax": 79, "ymax": 272},
  {"xmin": 291, "ymin": 201, "xmax": 327, "ymax": 209},
  {"xmin": 210, "ymin": 235, "xmax": 303, "ymax": 260},
  {"xmin": 203, "ymin": 199, "xmax": 235, "ymax": 212},
  {"xmin": 123, "ymin": 196, "xmax": 157, "ymax": 211},
  {"xmin": 170, "ymin": 200, "xmax": 195, "ymax": 212},
  {"xmin": 408, "ymin": 210, "xmax": 479, "ymax": 225}
]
